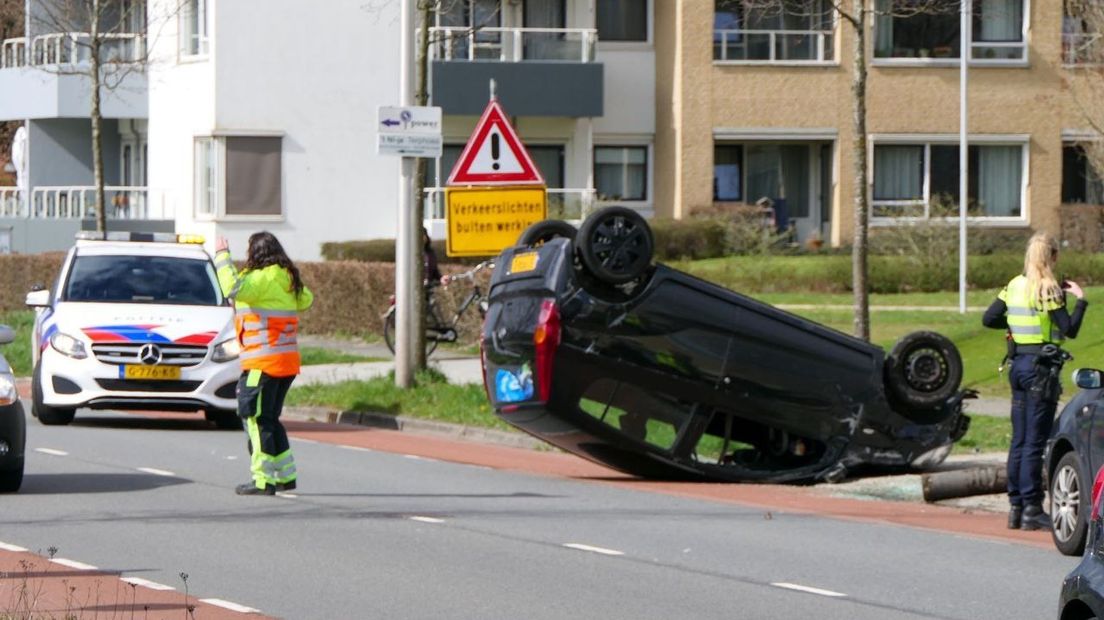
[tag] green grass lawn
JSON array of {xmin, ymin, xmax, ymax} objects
[
  {"xmin": 299, "ymin": 347, "xmax": 386, "ymax": 366},
  {"xmin": 0, "ymin": 311, "xmax": 34, "ymax": 376}
]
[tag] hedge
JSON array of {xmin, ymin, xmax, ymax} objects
[
  {"xmin": 321, "ymin": 239, "xmax": 482, "ymax": 265},
  {"xmin": 0, "ymin": 253, "xmax": 65, "ymax": 311}
]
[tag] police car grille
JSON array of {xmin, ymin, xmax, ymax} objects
[
  {"xmin": 95, "ymin": 379, "xmax": 202, "ymax": 392},
  {"xmin": 91, "ymin": 343, "xmax": 209, "ymax": 367}
]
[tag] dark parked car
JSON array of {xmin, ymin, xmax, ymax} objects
[
  {"xmin": 1058, "ymin": 453, "xmax": 1104, "ymax": 619},
  {"xmin": 1046, "ymin": 369, "xmax": 1104, "ymax": 556},
  {"xmin": 479, "ymin": 208, "xmax": 972, "ymax": 483},
  {"xmin": 0, "ymin": 323, "xmax": 25, "ymax": 492}
]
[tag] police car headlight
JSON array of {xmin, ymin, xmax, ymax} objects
[
  {"xmin": 0, "ymin": 372, "xmax": 16, "ymax": 406},
  {"xmin": 212, "ymin": 338, "xmax": 240, "ymax": 363},
  {"xmin": 50, "ymin": 332, "xmax": 88, "ymax": 359}
]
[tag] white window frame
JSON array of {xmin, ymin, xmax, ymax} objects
[
  {"xmin": 871, "ymin": 0, "xmax": 1030, "ymax": 68},
  {"xmin": 193, "ymin": 136, "xmax": 220, "ymax": 219},
  {"xmin": 178, "ymin": 0, "xmax": 209, "ymax": 61},
  {"xmin": 194, "ymin": 132, "xmax": 286, "ymax": 222},
  {"xmin": 869, "ymin": 134, "xmax": 1030, "ymax": 226},
  {"xmin": 594, "ymin": 143, "xmax": 652, "ymax": 205},
  {"xmin": 712, "ymin": 2, "xmax": 839, "ymax": 66}
]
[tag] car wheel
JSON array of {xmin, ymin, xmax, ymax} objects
[
  {"xmin": 517, "ymin": 220, "xmax": 577, "ymax": 247},
  {"xmin": 0, "ymin": 460, "xmax": 23, "ymax": 493},
  {"xmin": 576, "ymin": 206, "xmax": 654, "ymax": 285},
  {"xmin": 1052, "ymin": 451, "xmax": 1088, "ymax": 556},
  {"xmin": 32, "ymin": 362, "xmax": 75, "ymax": 426},
  {"xmin": 205, "ymin": 409, "xmax": 242, "ymax": 430},
  {"xmin": 885, "ymin": 331, "xmax": 963, "ymax": 411}
]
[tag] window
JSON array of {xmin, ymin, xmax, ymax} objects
[
  {"xmin": 597, "ymin": 0, "xmax": 648, "ymax": 42},
  {"xmin": 1062, "ymin": 144, "xmax": 1104, "ymax": 205},
  {"xmin": 872, "ymin": 141, "xmax": 1025, "ymax": 219},
  {"xmin": 180, "ymin": 0, "xmax": 208, "ymax": 58},
  {"xmin": 874, "ymin": 0, "xmax": 1026, "ymax": 62},
  {"xmin": 714, "ymin": 144, "xmax": 743, "ymax": 201},
  {"xmin": 64, "ymin": 256, "xmax": 222, "ymax": 306},
  {"xmin": 194, "ymin": 136, "xmax": 283, "ymax": 218},
  {"xmin": 595, "ymin": 146, "xmax": 647, "ymax": 201},
  {"xmin": 714, "ymin": 0, "xmax": 835, "ymax": 62}
]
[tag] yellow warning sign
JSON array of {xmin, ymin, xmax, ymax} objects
[{"xmin": 445, "ymin": 186, "xmax": 547, "ymax": 257}]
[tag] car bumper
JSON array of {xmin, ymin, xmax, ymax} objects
[{"xmin": 39, "ymin": 348, "xmax": 240, "ymax": 412}]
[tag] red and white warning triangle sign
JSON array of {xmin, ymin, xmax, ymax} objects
[{"xmin": 446, "ymin": 99, "xmax": 545, "ymax": 186}]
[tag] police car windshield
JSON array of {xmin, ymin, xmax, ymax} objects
[{"xmin": 64, "ymin": 255, "xmax": 223, "ymax": 306}]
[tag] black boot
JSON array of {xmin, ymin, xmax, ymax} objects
[
  {"xmin": 1021, "ymin": 504, "xmax": 1052, "ymax": 531},
  {"xmin": 276, "ymin": 480, "xmax": 296, "ymax": 492},
  {"xmin": 235, "ymin": 482, "xmax": 275, "ymax": 496},
  {"xmin": 1008, "ymin": 506, "xmax": 1023, "ymax": 529}
]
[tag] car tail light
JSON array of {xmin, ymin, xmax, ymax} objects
[
  {"xmin": 533, "ymin": 299, "xmax": 560, "ymax": 402},
  {"xmin": 1092, "ymin": 465, "xmax": 1104, "ymax": 522}
]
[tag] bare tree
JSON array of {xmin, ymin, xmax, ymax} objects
[
  {"xmin": 721, "ymin": 0, "xmax": 956, "ymax": 340},
  {"xmin": 28, "ymin": 0, "xmax": 178, "ymax": 232},
  {"xmin": 1065, "ymin": 0, "xmax": 1104, "ymax": 182}
]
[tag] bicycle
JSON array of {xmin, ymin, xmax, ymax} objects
[{"xmin": 382, "ymin": 260, "xmax": 494, "ymax": 356}]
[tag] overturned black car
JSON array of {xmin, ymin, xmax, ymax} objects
[{"xmin": 479, "ymin": 207, "xmax": 971, "ymax": 483}]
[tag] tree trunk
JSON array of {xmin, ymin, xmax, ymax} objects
[
  {"xmin": 413, "ymin": 2, "xmax": 432, "ymax": 372},
  {"xmin": 90, "ymin": 0, "xmax": 106, "ymax": 233},
  {"xmin": 849, "ymin": 0, "xmax": 870, "ymax": 341}
]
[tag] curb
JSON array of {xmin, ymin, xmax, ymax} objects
[{"xmin": 282, "ymin": 405, "xmax": 547, "ymax": 451}]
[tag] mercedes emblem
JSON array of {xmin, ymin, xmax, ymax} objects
[{"xmin": 138, "ymin": 344, "xmax": 163, "ymax": 366}]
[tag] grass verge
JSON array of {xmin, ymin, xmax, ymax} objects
[
  {"xmin": 0, "ymin": 311, "xmax": 33, "ymax": 376},
  {"xmin": 299, "ymin": 346, "xmax": 386, "ymax": 366},
  {"xmin": 954, "ymin": 415, "xmax": 1012, "ymax": 455}
]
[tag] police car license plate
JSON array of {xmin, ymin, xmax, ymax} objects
[
  {"xmin": 509, "ymin": 252, "xmax": 539, "ymax": 275},
  {"xmin": 122, "ymin": 365, "xmax": 181, "ymax": 380}
]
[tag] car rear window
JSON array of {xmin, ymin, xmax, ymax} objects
[{"xmin": 64, "ymin": 255, "xmax": 223, "ymax": 306}]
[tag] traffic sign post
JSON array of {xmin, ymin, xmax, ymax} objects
[{"xmin": 445, "ymin": 96, "xmax": 547, "ymax": 257}]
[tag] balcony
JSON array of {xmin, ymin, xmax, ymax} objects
[
  {"xmin": 714, "ymin": 29, "xmax": 835, "ymax": 63},
  {"xmin": 0, "ymin": 32, "xmax": 147, "ymax": 121},
  {"xmin": 429, "ymin": 27, "xmax": 603, "ymax": 117},
  {"xmin": 423, "ymin": 187, "xmax": 598, "ymax": 222},
  {"xmin": 0, "ymin": 186, "xmax": 170, "ymax": 220}
]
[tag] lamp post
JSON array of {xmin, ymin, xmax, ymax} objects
[
  {"xmin": 959, "ymin": 0, "xmax": 970, "ymax": 314},
  {"xmin": 395, "ymin": 0, "xmax": 416, "ymax": 387}
]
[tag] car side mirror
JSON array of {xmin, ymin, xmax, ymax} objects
[
  {"xmin": 25, "ymin": 289, "xmax": 49, "ymax": 308},
  {"xmin": 0, "ymin": 326, "xmax": 12, "ymax": 346},
  {"xmin": 1074, "ymin": 368, "xmax": 1104, "ymax": 390}
]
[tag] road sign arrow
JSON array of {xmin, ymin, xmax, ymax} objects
[{"xmin": 381, "ymin": 119, "xmax": 401, "ymax": 128}]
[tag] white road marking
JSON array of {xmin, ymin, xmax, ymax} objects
[
  {"xmin": 199, "ymin": 598, "xmax": 262, "ymax": 614},
  {"xmin": 562, "ymin": 543, "xmax": 624, "ymax": 556},
  {"xmin": 339, "ymin": 445, "xmax": 373, "ymax": 452},
  {"xmin": 409, "ymin": 516, "xmax": 445, "ymax": 524},
  {"xmin": 121, "ymin": 577, "xmax": 175, "ymax": 591},
  {"xmin": 50, "ymin": 558, "xmax": 98, "ymax": 571},
  {"xmin": 771, "ymin": 582, "xmax": 847, "ymax": 598},
  {"xmin": 136, "ymin": 467, "xmax": 176, "ymax": 477},
  {"xmin": 226, "ymin": 456, "xmax": 238, "ymax": 460},
  {"xmin": 34, "ymin": 448, "xmax": 68, "ymax": 456},
  {"xmin": 0, "ymin": 541, "xmax": 28, "ymax": 552},
  {"xmin": 276, "ymin": 492, "xmax": 298, "ymax": 498}
]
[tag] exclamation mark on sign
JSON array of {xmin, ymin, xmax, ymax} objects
[{"xmin": 491, "ymin": 132, "xmax": 501, "ymax": 171}]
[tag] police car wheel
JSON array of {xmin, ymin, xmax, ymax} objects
[
  {"xmin": 577, "ymin": 206, "xmax": 653, "ymax": 285},
  {"xmin": 885, "ymin": 331, "xmax": 963, "ymax": 411},
  {"xmin": 517, "ymin": 220, "xmax": 576, "ymax": 247},
  {"xmin": 32, "ymin": 362, "xmax": 75, "ymax": 426}
]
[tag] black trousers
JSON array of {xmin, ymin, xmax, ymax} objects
[{"xmin": 237, "ymin": 370, "xmax": 296, "ymax": 486}]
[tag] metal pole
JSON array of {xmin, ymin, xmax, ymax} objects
[
  {"xmin": 396, "ymin": 0, "xmax": 416, "ymax": 388},
  {"xmin": 958, "ymin": 0, "xmax": 970, "ymax": 315}
]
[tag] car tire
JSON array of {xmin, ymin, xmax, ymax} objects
[
  {"xmin": 576, "ymin": 206, "xmax": 654, "ymax": 285},
  {"xmin": 0, "ymin": 460, "xmax": 23, "ymax": 493},
  {"xmin": 32, "ymin": 362, "xmax": 75, "ymax": 426},
  {"xmin": 885, "ymin": 331, "xmax": 963, "ymax": 411},
  {"xmin": 517, "ymin": 220, "xmax": 577, "ymax": 247},
  {"xmin": 206, "ymin": 409, "xmax": 242, "ymax": 430},
  {"xmin": 1052, "ymin": 451, "xmax": 1088, "ymax": 556}
]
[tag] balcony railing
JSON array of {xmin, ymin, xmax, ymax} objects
[
  {"xmin": 428, "ymin": 27, "xmax": 598, "ymax": 63},
  {"xmin": 0, "ymin": 186, "xmax": 169, "ymax": 220},
  {"xmin": 1064, "ymin": 32, "xmax": 1101, "ymax": 65},
  {"xmin": 423, "ymin": 188, "xmax": 598, "ymax": 221},
  {"xmin": 0, "ymin": 32, "xmax": 146, "ymax": 69},
  {"xmin": 714, "ymin": 29, "xmax": 835, "ymax": 63}
]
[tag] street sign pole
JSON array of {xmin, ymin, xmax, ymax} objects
[
  {"xmin": 959, "ymin": 0, "xmax": 970, "ymax": 315},
  {"xmin": 395, "ymin": 0, "xmax": 416, "ymax": 388}
]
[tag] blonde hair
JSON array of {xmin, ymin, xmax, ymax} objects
[{"xmin": 1023, "ymin": 232, "xmax": 1063, "ymax": 309}]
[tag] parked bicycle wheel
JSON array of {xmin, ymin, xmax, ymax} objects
[{"xmin": 383, "ymin": 308, "xmax": 440, "ymax": 357}]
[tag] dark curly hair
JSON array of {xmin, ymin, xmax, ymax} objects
[{"xmin": 245, "ymin": 232, "xmax": 304, "ymax": 297}]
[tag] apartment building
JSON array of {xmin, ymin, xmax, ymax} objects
[
  {"xmin": 656, "ymin": 0, "xmax": 1102, "ymax": 247},
  {"xmin": 0, "ymin": 0, "xmax": 656, "ymax": 259}
]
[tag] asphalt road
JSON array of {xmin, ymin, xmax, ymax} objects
[{"xmin": 2, "ymin": 405, "xmax": 1077, "ymax": 620}]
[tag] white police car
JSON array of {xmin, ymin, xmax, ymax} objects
[{"xmin": 26, "ymin": 232, "xmax": 241, "ymax": 428}]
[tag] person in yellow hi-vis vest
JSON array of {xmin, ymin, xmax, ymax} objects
[
  {"xmin": 983, "ymin": 232, "xmax": 1088, "ymax": 530},
  {"xmin": 214, "ymin": 233, "xmax": 313, "ymax": 496}
]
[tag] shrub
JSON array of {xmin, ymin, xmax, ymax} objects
[
  {"xmin": 651, "ymin": 217, "xmax": 729, "ymax": 260},
  {"xmin": 321, "ymin": 238, "xmax": 482, "ymax": 265},
  {"xmin": 0, "ymin": 253, "xmax": 65, "ymax": 311}
]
